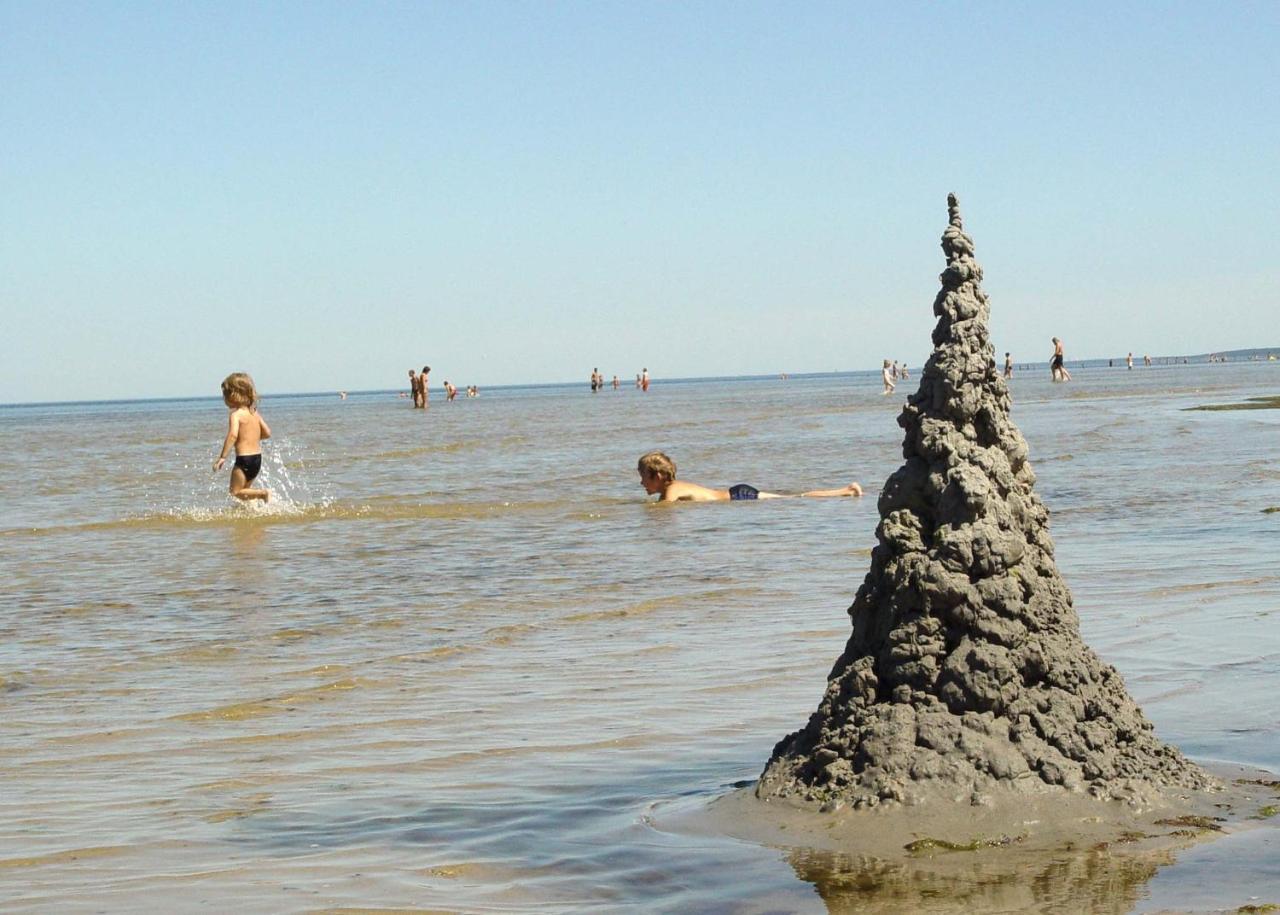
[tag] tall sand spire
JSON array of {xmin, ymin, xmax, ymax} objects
[{"xmin": 757, "ymin": 194, "xmax": 1211, "ymax": 809}]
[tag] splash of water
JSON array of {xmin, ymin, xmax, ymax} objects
[{"xmin": 150, "ymin": 436, "xmax": 333, "ymax": 523}]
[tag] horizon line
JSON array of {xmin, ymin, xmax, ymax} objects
[{"xmin": 2, "ymin": 346, "xmax": 1277, "ymax": 409}]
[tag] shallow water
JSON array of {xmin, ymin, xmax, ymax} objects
[{"xmin": 1, "ymin": 363, "xmax": 1277, "ymax": 912}]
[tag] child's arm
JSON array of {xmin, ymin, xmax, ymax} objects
[
  {"xmin": 213, "ymin": 411, "xmax": 241, "ymax": 471},
  {"xmin": 257, "ymin": 412, "xmax": 271, "ymax": 440}
]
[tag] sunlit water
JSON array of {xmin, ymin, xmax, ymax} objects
[{"xmin": 2, "ymin": 364, "xmax": 1277, "ymax": 913}]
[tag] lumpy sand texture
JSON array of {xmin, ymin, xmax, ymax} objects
[{"xmin": 758, "ymin": 195, "xmax": 1214, "ymax": 810}]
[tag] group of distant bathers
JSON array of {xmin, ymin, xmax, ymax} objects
[
  {"xmin": 406, "ymin": 367, "xmax": 479, "ymax": 406},
  {"xmin": 881, "ymin": 360, "xmax": 909, "ymax": 395},
  {"xmin": 407, "ymin": 366, "xmax": 430, "ymax": 408},
  {"xmin": 592, "ymin": 367, "xmax": 649, "ymax": 392},
  {"xmin": 590, "ymin": 368, "xmax": 618, "ymax": 392}
]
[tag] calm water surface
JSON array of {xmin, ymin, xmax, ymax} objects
[{"xmin": 2, "ymin": 364, "xmax": 1277, "ymax": 913}]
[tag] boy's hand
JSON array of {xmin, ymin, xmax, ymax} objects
[{"xmin": 213, "ymin": 457, "xmax": 225, "ymax": 471}]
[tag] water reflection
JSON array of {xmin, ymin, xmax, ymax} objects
[{"xmin": 787, "ymin": 844, "xmax": 1168, "ymax": 914}]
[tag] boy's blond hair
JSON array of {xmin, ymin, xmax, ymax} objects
[
  {"xmin": 221, "ymin": 372, "xmax": 258, "ymax": 409},
  {"xmin": 638, "ymin": 450, "xmax": 676, "ymax": 483}
]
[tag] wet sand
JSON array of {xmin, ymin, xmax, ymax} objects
[{"xmin": 669, "ymin": 763, "xmax": 1279, "ymax": 914}]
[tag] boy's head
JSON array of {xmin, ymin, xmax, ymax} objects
[
  {"xmin": 422, "ymin": 366, "xmax": 430, "ymax": 374},
  {"xmin": 221, "ymin": 372, "xmax": 258, "ymax": 408},
  {"xmin": 637, "ymin": 451, "xmax": 676, "ymax": 493}
]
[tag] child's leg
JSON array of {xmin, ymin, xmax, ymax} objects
[
  {"xmin": 228, "ymin": 467, "xmax": 269, "ymax": 502},
  {"xmin": 800, "ymin": 483, "xmax": 864, "ymax": 498}
]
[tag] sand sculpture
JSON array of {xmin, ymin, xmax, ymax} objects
[{"xmin": 758, "ymin": 194, "xmax": 1212, "ymax": 809}]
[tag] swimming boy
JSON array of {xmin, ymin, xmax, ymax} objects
[
  {"xmin": 213, "ymin": 372, "xmax": 271, "ymax": 502},
  {"xmin": 637, "ymin": 451, "xmax": 862, "ymax": 502}
]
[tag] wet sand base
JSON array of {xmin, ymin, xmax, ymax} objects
[{"xmin": 668, "ymin": 763, "xmax": 1280, "ymax": 913}]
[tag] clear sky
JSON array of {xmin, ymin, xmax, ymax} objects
[{"xmin": 3, "ymin": 1, "xmax": 1276, "ymax": 403}]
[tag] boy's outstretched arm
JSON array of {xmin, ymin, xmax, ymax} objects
[{"xmin": 213, "ymin": 412, "xmax": 240, "ymax": 471}]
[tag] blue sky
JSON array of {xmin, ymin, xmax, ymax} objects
[{"xmin": 3, "ymin": 1, "xmax": 1276, "ymax": 402}]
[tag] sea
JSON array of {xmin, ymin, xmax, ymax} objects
[{"xmin": 2, "ymin": 362, "xmax": 1277, "ymax": 913}]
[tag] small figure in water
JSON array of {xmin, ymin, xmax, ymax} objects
[
  {"xmin": 420, "ymin": 366, "xmax": 431, "ymax": 408},
  {"xmin": 637, "ymin": 451, "xmax": 862, "ymax": 503},
  {"xmin": 1050, "ymin": 337, "xmax": 1072, "ymax": 382},
  {"xmin": 641, "ymin": 368, "xmax": 650, "ymax": 392},
  {"xmin": 1127, "ymin": 352, "xmax": 1134, "ymax": 370},
  {"xmin": 1004, "ymin": 352, "xmax": 1013, "ymax": 378},
  {"xmin": 612, "ymin": 374, "xmax": 620, "ymax": 391},
  {"xmin": 213, "ymin": 372, "xmax": 271, "ymax": 503},
  {"xmin": 408, "ymin": 369, "xmax": 418, "ymax": 407},
  {"xmin": 882, "ymin": 359, "xmax": 896, "ymax": 395},
  {"xmin": 444, "ymin": 380, "xmax": 457, "ymax": 401}
]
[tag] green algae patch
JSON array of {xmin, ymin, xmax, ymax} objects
[
  {"xmin": 1251, "ymin": 805, "xmax": 1278, "ymax": 819},
  {"xmin": 904, "ymin": 834, "xmax": 1022, "ymax": 854},
  {"xmin": 1186, "ymin": 395, "xmax": 1280, "ymax": 412},
  {"xmin": 1237, "ymin": 905, "xmax": 1279, "ymax": 914},
  {"xmin": 1263, "ymin": 507, "xmax": 1280, "ymax": 515},
  {"xmin": 1154, "ymin": 815, "xmax": 1225, "ymax": 832}
]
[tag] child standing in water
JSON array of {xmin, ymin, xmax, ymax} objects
[{"xmin": 213, "ymin": 372, "xmax": 271, "ymax": 503}]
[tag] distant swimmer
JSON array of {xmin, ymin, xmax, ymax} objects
[
  {"xmin": 641, "ymin": 368, "xmax": 650, "ymax": 392},
  {"xmin": 637, "ymin": 451, "xmax": 862, "ymax": 503},
  {"xmin": 1144, "ymin": 354, "xmax": 1152, "ymax": 366},
  {"xmin": 444, "ymin": 380, "xmax": 457, "ymax": 401},
  {"xmin": 213, "ymin": 372, "xmax": 271, "ymax": 503},
  {"xmin": 1127, "ymin": 352, "xmax": 1134, "ymax": 370},
  {"xmin": 408, "ymin": 369, "xmax": 418, "ymax": 407},
  {"xmin": 612, "ymin": 374, "xmax": 620, "ymax": 390},
  {"xmin": 1004, "ymin": 352, "xmax": 1013, "ymax": 378},
  {"xmin": 1050, "ymin": 337, "xmax": 1072, "ymax": 382},
  {"xmin": 420, "ymin": 366, "xmax": 431, "ymax": 408},
  {"xmin": 901, "ymin": 362, "xmax": 909, "ymax": 380},
  {"xmin": 590, "ymin": 367, "xmax": 601, "ymax": 393},
  {"xmin": 339, "ymin": 391, "xmax": 347, "ymax": 399},
  {"xmin": 882, "ymin": 359, "xmax": 896, "ymax": 395}
]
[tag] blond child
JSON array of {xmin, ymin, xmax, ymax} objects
[
  {"xmin": 213, "ymin": 372, "xmax": 272, "ymax": 503},
  {"xmin": 637, "ymin": 451, "xmax": 862, "ymax": 503}
]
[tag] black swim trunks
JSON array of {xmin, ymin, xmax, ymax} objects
[
  {"xmin": 728, "ymin": 484, "xmax": 759, "ymax": 501},
  {"xmin": 234, "ymin": 453, "xmax": 262, "ymax": 483},
  {"xmin": 1051, "ymin": 354, "xmax": 1064, "ymax": 369}
]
